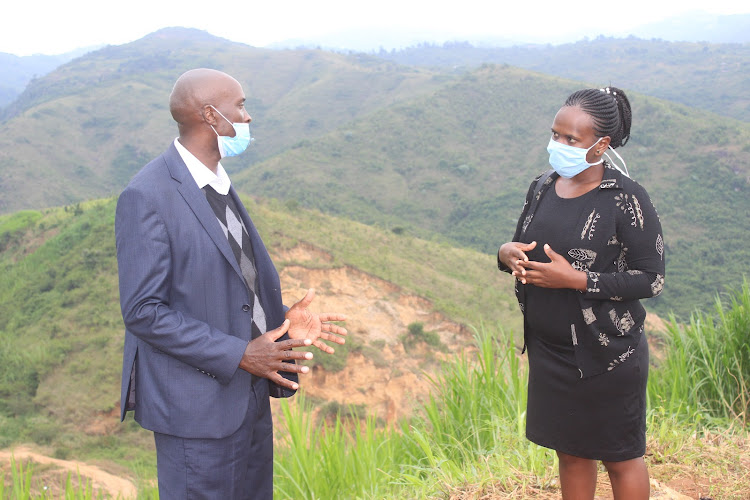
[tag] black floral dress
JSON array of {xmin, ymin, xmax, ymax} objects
[{"xmin": 499, "ymin": 163, "xmax": 665, "ymax": 461}]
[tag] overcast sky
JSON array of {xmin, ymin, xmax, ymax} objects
[{"xmin": 2, "ymin": 0, "xmax": 748, "ymax": 56}]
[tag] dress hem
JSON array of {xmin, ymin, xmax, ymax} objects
[{"xmin": 526, "ymin": 432, "xmax": 645, "ymax": 463}]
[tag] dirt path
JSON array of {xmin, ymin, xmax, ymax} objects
[{"xmin": 0, "ymin": 446, "xmax": 137, "ymax": 499}]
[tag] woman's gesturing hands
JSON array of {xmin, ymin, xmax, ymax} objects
[{"xmin": 499, "ymin": 242, "xmax": 586, "ymax": 291}]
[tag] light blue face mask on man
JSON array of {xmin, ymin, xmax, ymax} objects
[
  {"xmin": 209, "ymin": 105, "xmax": 252, "ymax": 158},
  {"xmin": 546, "ymin": 137, "xmax": 603, "ymax": 178}
]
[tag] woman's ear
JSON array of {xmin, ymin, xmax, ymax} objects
[{"xmin": 594, "ymin": 136, "xmax": 611, "ymax": 156}]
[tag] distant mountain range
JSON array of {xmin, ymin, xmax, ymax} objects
[
  {"xmin": 629, "ymin": 12, "xmax": 750, "ymax": 44},
  {"xmin": 0, "ymin": 47, "xmax": 98, "ymax": 108},
  {"xmin": 270, "ymin": 12, "xmax": 750, "ymax": 50},
  {"xmin": 1, "ymin": 11, "xmax": 747, "ymax": 110}
]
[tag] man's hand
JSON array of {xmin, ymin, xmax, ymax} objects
[
  {"xmin": 238, "ymin": 320, "xmax": 313, "ymax": 390},
  {"xmin": 285, "ymin": 288, "xmax": 347, "ymax": 354},
  {"xmin": 517, "ymin": 244, "xmax": 587, "ymax": 291}
]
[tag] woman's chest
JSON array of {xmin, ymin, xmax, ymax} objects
[{"xmin": 525, "ymin": 189, "xmax": 622, "ymax": 271}]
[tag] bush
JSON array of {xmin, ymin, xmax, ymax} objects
[{"xmin": 401, "ymin": 322, "xmax": 446, "ymax": 352}]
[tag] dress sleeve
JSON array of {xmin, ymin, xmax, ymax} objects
[
  {"xmin": 498, "ymin": 177, "xmax": 538, "ymax": 272},
  {"xmin": 584, "ymin": 182, "xmax": 666, "ymax": 301}
]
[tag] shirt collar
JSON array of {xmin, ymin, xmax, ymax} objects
[
  {"xmin": 173, "ymin": 138, "xmax": 232, "ymax": 195},
  {"xmin": 599, "ymin": 162, "xmax": 624, "ymax": 190}
]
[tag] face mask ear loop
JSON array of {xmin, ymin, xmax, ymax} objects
[{"xmin": 604, "ymin": 146, "xmax": 629, "ymax": 178}]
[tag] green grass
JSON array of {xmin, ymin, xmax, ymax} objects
[
  {"xmin": 648, "ymin": 278, "xmax": 750, "ymax": 426},
  {"xmin": 273, "ymin": 325, "xmax": 557, "ymax": 499}
]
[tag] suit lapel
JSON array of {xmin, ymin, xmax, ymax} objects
[{"xmin": 163, "ymin": 144, "xmax": 245, "ymax": 284}]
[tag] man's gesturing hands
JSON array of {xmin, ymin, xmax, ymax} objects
[
  {"xmin": 239, "ymin": 320, "xmax": 312, "ymax": 390},
  {"xmin": 285, "ymin": 288, "xmax": 347, "ymax": 354}
]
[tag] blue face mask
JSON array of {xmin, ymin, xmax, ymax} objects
[
  {"xmin": 547, "ymin": 137, "xmax": 603, "ymax": 178},
  {"xmin": 209, "ymin": 105, "xmax": 252, "ymax": 158}
]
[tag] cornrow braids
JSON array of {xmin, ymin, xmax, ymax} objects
[{"xmin": 564, "ymin": 86, "xmax": 632, "ymax": 148}]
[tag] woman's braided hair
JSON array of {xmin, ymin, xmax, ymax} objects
[{"xmin": 564, "ymin": 86, "xmax": 632, "ymax": 149}]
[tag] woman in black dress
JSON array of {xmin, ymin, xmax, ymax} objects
[{"xmin": 497, "ymin": 87, "xmax": 665, "ymax": 499}]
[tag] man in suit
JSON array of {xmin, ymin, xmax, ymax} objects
[{"xmin": 115, "ymin": 68, "xmax": 347, "ymax": 499}]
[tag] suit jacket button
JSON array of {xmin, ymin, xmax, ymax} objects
[{"xmin": 242, "ymin": 304, "xmax": 251, "ymax": 312}]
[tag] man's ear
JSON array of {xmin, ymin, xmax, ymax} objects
[{"xmin": 202, "ymin": 105, "xmax": 218, "ymax": 125}]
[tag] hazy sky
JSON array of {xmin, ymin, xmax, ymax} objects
[{"xmin": 3, "ymin": 0, "xmax": 748, "ymax": 56}]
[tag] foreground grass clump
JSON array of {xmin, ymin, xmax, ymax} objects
[
  {"xmin": 648, "ymin": 278, "xmax": 750, "ymax": 426},
  {"xmin": 273, "ymin": 326, "xmax": 557, "ymax": 499}
]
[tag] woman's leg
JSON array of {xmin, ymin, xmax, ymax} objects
[
  {"xmin": 602, "ymin": 456, "xmax": 649, "ymax": 500},
  {"xmin": 557, "ymin": 451, "xmax": 597, "ymax": 500}
]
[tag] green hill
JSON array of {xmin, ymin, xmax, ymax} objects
[
  {"xmin": 0, "ymin": 27, "xmax": 448, "ymax": 213},
  {"xmin": 0, "ymin": 195, "xmax": 518, "ymax": 459}
]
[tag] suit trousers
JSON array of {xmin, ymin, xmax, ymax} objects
[{"xmin": 153, "ymin": 378, "xmax": 274, "ymax": 500}]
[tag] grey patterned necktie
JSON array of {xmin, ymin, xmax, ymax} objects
[{"xmin": 203, "ymin": 186, "xmax": 266, "ymax": 338}]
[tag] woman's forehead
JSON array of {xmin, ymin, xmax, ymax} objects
[{"xmin": 552, "ymin": 106, "xmax": 595, "ymax": 135}]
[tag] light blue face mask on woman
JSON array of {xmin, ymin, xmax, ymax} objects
[
  {"xmin": 209, "ymin": 105, "xmax": 252, "ymax": 158},
  {"xmin": 546, "ymin": 137, "xmax": 603, "ymax": 178}
]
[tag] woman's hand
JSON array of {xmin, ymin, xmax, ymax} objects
[
  {"xmin": 498, "ymin": 241, "xmax": 537, "ymax": 278},
  {"xmin": 517, "ymin": 244, "xmax": 587, "ymax": 290}
]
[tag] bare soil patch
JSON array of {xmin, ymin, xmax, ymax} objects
[{"xmin": 0, "ymin": 446, "xmax": 137, "ymax": 499}]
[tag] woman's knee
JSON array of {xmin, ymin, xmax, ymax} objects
[
  {"xmin": 602, "ymin": 456, "xmax": 645, "ymax": 476},
  {"xmin": 557, "ymin": 451, "xmax": 595, "ymax": 468}
]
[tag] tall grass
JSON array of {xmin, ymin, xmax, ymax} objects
[
  {"xmin": 275, "ymin": 395, "xmax": 404, "ymax": 499},
  {"xmin": 274, "ymin": 325, "xmax": 556, "ymax": 498},
  {"xmin": 648, "ymin": 278, "xmax": 750, "ymax": 427}
]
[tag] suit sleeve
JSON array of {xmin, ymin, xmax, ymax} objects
[
  {"xmin": 583, "ymin": 183, "xmax": 666, "ymax": 301},
  {"xmin": 115, "ymin": 186, "xmax": 247, "ymax": 385}
]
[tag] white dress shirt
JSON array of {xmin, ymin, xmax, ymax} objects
[{"xmin": 173, "ymin": 138, "xmax": 232, "ymax": 195}]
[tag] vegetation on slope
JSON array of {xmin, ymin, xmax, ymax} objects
[{"xmin": 381, "ymin": 37, "xmax": 750, "ymax": 122}]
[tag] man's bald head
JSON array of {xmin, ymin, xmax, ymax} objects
[{"xmin": 169, "ymin": 68, "xmax": 242, "ymax": 127}]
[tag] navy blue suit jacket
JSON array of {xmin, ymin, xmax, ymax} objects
[{"xmin": 116, "ymin": 143, "xmax": 296, "ymax": 439}]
